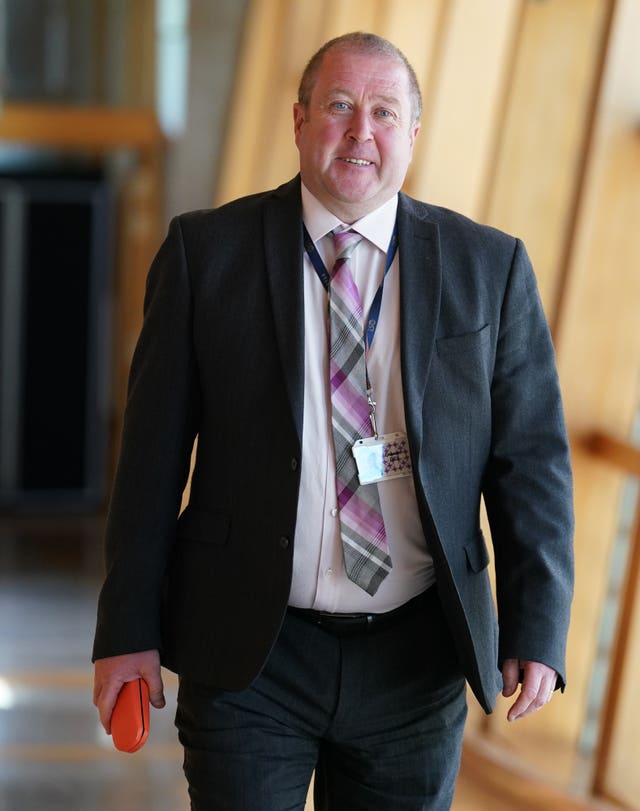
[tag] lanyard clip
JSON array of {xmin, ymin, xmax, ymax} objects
[{"xmin": 367, "ymin": 389, "xmax": 378, "ymax": 439}]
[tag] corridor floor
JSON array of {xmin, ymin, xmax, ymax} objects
[
  {"xmin": 0, "ymin": 515, "xmax": 188, "ymax": 811},
  {"xmin": 0, "ymin": 513, "xmax": 512, "ymax": 811}
]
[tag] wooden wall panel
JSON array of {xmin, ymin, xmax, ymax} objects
[
  {"xmin": 408, "ymin": 0, "xmax": 521, "ymax": 219},
  {"xmin": 484, "ymin": 0, "xmax": 640, "ymax": 797},
  {"xmin": 557, "ymin": 0, "xmax": 640, "ymax": 805},
  {"xmin": 378, "ymin": 0, "xmax": 446, "ymax": 98},
  {"xmin": 484, "ymin": 0, "xmax": 609, "ymax": 316},
  {"xmin": 606, "ymin": 571, "xmax": 640, "ymax": 806},
  {"xmin": 478, "ymin": 0, "xmax": 616, "ymax": 775},
  {"xmin": 556, "ymin": 4, "xmax": 640, "ymax": 783},
  {"xmin": 215, "ymin": 0, "xmax": 290, "ymax": 203}
]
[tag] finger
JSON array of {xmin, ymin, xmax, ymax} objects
[
  {"xmin": 97, "ymin": 681, "xmax": 123, "ymax": 734},
  {"xmin": 143, "ymin": 668, "xmax": 166, "ymax": 709},
  {"xmin": 501, "ymin": 658, "xmax": 520, "ymax": 698},
  {"xmin": 508, "ymin": 662, "xmax": 542, "ymax": 721},
  {"xmin": 507, "ymin": 688, "xmax": 538, "ymax": 722},
  {"xmin": 542, "ymin": 674, "xmax": 557, "ymax": 705},
  {"xmin": 507, "ymin": 662, "xmax": 554, "ymax": 722}
]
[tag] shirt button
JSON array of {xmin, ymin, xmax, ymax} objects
[
  {"xmin": 290, "ymin": 458, "xmax": 298, "ymax": 471},
  {"xmin": 326, "ymin": 568, "xmax": 334, "ymax": 577},
  {"xmin": 330, "ymin": 508, "xmax": 338, "ymax": 517},
  {"xmin": 279, "ymin": 536, "xmax": 290, "ymax": 549}
]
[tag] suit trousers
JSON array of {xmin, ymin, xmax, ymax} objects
[{"xmin": 175, "ymin": 586, "xmax": 467, "ymax": 811}]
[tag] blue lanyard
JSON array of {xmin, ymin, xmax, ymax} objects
[{"xmin": 302, "ymin": 223, "xmax": 398, "ymax": 353}]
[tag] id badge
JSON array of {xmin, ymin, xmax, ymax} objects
[{"xmin": 352, "ymin": 432, "xmax": 413, "ymax": 485}]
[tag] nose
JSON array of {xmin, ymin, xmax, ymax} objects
[{"xmin": 347, "ymin": 108, "xmax": 373, "ymax": 142}]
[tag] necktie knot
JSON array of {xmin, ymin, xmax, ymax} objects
[{"xmin": 332, "ymin": 228, "xmax": 362, "ymax": 263}]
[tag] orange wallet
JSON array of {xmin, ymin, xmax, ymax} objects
[{"xmin": 111, "ymin": 678, "xmax": 150, "ymax": 753}]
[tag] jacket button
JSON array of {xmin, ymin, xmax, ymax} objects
[
  {"xmin": 290, "ymin": 458, "xmax": 298, "ymax": 471},
  {"xmin": 279, "ymin": 536, "xmax": 290, "ymax": 549}
]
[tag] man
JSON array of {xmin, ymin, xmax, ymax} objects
[{"xmin": 93, "ymin": 32, "xmax": 573, "ymax": 810}]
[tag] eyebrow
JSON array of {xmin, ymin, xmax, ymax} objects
[{"xmin": 325, "ymin": 88, "xmax": 402, "ymax": 107}]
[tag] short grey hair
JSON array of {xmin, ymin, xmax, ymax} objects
[{"xmin": 298, "ymin": 32, "xmax": 423, "ymax": 125}]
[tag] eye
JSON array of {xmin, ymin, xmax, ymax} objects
[
  {"xmin": 331, "ymin": 101, "xmax": 351, "ymax": 112},
  {"xmin": 375, "ymin": 108, "xmax": 396, "ymax": 120}
]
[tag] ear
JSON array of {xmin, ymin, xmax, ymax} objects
[
  {"xmin": 408, "ymin": 121, "xmax": 421, "ymax": 157},
  {"xmin": 293, "ymin": 102, "xmax": 306, "ymax": 142}
]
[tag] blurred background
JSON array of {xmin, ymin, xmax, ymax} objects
[{"xmin": 0, "ymin": 0, "xmax": 638, "ymax": 809}]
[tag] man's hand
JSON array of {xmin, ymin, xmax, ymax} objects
[
  {"xmin": 501, "ymin": 659, "xmax": 557, "ymax": 722},
  {"xmin": 93, "ymin": 649, "xmax": 165, "ymax": 734}
]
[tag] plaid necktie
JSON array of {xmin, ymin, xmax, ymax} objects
[{"xmin": 329, "ymin": 228, "xmax": 392, "ymax": 595}]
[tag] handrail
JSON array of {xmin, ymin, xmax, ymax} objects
[
  {"xmin": 584, "ymin": 430, "xmax": 640, "ymax": 804},
  {"xmin": 0, "ymin": 103, "xmax": 162, "ymax": 151},
  {"xmin": 585, "ymin": 430, "xmax": 640, "ymax": 476}
]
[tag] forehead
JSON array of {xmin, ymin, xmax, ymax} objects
[{"xmin": 312, "ymin": 49, "xmax": 412, "ymax": 107}]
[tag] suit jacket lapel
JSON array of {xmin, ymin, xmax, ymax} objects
[
  {"xmin": 397, "ymin": 194, "xmax": 441, "ymax": 452},
  {"xmin": 263, "ymin": 177, "xmax": 305, "ymax": 442}
]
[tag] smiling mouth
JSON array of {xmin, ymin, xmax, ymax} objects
[{"xmin": 340, "ymin": 158, "xmax": 373, "ymax": 166}]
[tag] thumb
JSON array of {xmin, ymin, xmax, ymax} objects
[
  {"xmin": 138, "ymin": 651, "xmax": 165, "ymax": 709},
  {"xmin": 501, "ymin": 658, "xmax": 520, "ymax": 698},
  {"xmin": 144, "ymin": 670, "xmax": 166, "ymax": 709}
]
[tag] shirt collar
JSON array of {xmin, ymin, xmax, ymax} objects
[{"xmin": 301, "ymin": 183, "xmax": 398, "ymax": 253}]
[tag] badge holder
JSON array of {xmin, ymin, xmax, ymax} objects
[{"xmin": 352, "ymin": 390, "xmax": 413, "ymax": 485}]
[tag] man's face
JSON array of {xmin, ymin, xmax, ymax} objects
[{"xmin": 294, "ymin": 48, "xmax": 420, "ymax": 223}]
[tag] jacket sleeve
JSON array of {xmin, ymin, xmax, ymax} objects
[
  {"xmin": 92, "ymin": 216, "xmax": 200, "ymax": 660},
  {"xmin": 483, "ymin": 238, "xmax": 574, "ymax": 687}
]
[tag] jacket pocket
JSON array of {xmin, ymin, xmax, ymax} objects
[
  {"xmin": 464, "ymin": 531, "xmax": 491, "ymax": 573},
  {"xmin": 436, "ymin": 324, "xmax": 490, "ymax": 357},
  {"xmin": 176, "ymin": 507, "xmax": 230, "ymax": 546}
]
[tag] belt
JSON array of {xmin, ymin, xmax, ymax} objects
[{"xmin": 287, "ymin": 588, "xmax": 432, "ymax": 637}]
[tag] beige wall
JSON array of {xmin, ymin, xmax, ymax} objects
[{"xmin": 215, "ymin": 1, "xmax": 640, "ymax": 807}]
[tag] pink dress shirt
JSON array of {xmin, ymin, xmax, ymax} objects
[{"xmin": 289, "ymin": 185, "xmax": 435, "ymax": 613}]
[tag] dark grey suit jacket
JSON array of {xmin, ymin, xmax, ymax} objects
[{"xmin": 93, "ymin": 176, "xmax": 574, "ymax": 713}]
